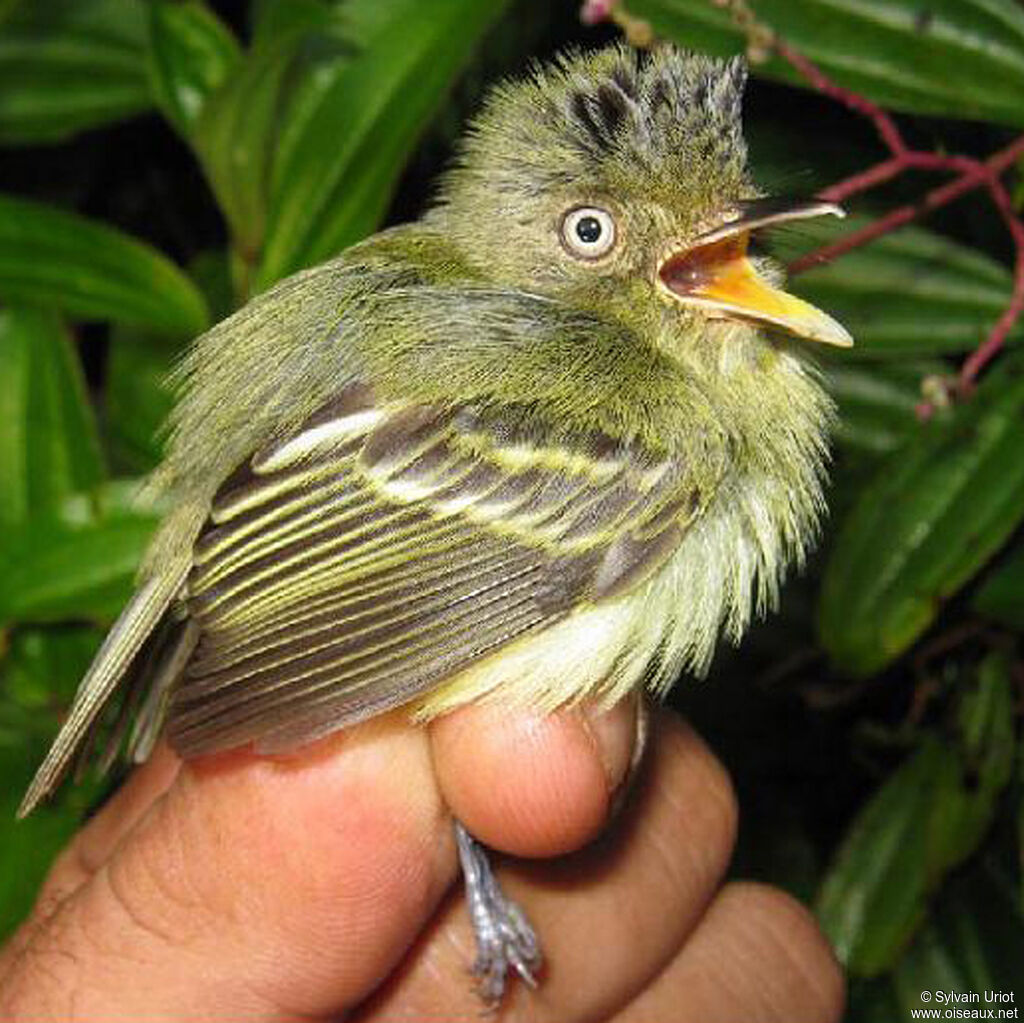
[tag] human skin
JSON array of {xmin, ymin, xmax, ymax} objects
[{"xmin": 0, "ymin": 704, "xmax": 844, "ymax": 1022}]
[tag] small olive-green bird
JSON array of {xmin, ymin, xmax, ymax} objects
[{"xmin": 21, "ymin": 43, "xmax": 850, "ymax": 1001}]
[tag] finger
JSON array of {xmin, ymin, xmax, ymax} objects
[
  {"xmin": 430, "ymin": 696, "xmax": 639, "ymax": 857},
  {"xmin": 3, "ymin": 696, "xmax": 641, "ymax": 1023},
  {"xmin": 355, "ymin": 711, "xmax": 738, "ymax": 1022},
  {"xmin": 1, "ymin": 715, "xmax": 453, "ymax": 1023},
  {"xmin": 35, "ymin": 743, "xmax": 182, "ymax": 908},
  {"xmin": 2, "ymin": 745, "xmax": 183, "ymax": 971},
  {"xmin": 618, "ymin": 882, "xmax": 846, "ymax": 1023}
]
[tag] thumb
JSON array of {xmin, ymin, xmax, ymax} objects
[{"xmin": 0, "ymin": 717, "xmax": 452, "ymax": 1023}]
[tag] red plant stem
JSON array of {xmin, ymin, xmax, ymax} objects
[
  {"xmin": 790, "ymin": 135, "xmax": 1024, "ymax": 276},
  {"xmin": 821, "ymin": 139, "xmax": 1024, "ymax": 207},
  {"xmin": 774, "ymin": 39, "xmax": 907, "ymax": 155},
  {"xmin": 821, "ymin": 156, "xmax": 906, "ymax": 204},
  {"xmin": 769, "ymin": 35, "xmax": 1024, "ymax": 393},
  {"xmin": 959, "ymin": 175, "xmax": 1024, "ymax": 388}
]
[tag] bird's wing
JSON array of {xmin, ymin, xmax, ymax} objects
[{"xmin": 168, "ymin": 384, "xmax": 703, "ymax": 756}]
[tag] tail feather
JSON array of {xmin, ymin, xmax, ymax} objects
[
  {"xmin": 18, "ymin": 560, "xmax": 190, "ymax": 818},
  {"xmin": 128, "ymin": 618, "xmax": 199, "ymax": 765}
]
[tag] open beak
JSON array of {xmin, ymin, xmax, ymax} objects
[{"xmin": 658, "ymin": 198, "xmax": 853, "ymax": 348}]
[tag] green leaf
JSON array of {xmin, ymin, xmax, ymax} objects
[
  {"xmin": 0, "ymin": 481, "xmax": 158, "ymax": 628},
  {"xmin": 105, "ymin": 251, "xmax": 229, "ymax": 475},
  {"xmin": 972, "ymin": 538, "xmax": 1024, "ymax": 628},
  {"xmin": 104, "ymin": 329, "xmax": 178, "ymax": 474},
  {"xmin": 845, "ymin": 979, "xmax": 904, "ymax": 1023},
  {"xmin": 817, "ymin": 656, "xmax": 1016, "ymax": 980},
  {"xmin": 0, "ymin": 625, "xmax": 105, "ymax": 939},
  {"xmin": 781, "ymin": 217, "xmax": 1020, "ymax": 359},
  {"xmin": 0, "ymin": 625, "xmax": 101, "ymax": 748},
  {"xmin": 146, "ymin": 0, "xmax": 240, "ymax": 138},
  {"xmin": 959, "ymin": 654, "xmax": 1015, "ymax": 782},
  {"xmin": 816, "ymin": 737, "xmax": 945, "ymax": 975},
  {"xmin": 0, "ymin": 0, "xmax": 151, "ymax": 144},
  {"xmin": 0, "ymin": 0, "xmax": 23, "ymax": 30},
  {"xmin": 0, "ymin": 193, "xmax": 208, "ymax": 337},
  {"xmin": 0, "ymin": 745, "xmax": 98, "ymax": 939},
  {"xmin": 889, "ymin": 864, "xmax": 1024, "ymax": 1008},
  {"xmin": 631, "ymin": 0, "xmax": 1024, "ymax": 129},
  {"xmin": 825, "ymin": 360, "xmax": 946, "ymax": 456},
  {"xmin": 0, "ymin": 308, "xmax": 104, "ymax": 528},
  {"xmin": 187, "ymin": 247, "xmax": 237, "ymax": 323},
  {"xmin": 938, "ymin": 654, "xmax": 1016, "ymax": 868},
  {"xmin": 256, "ymin": 0, "xmax": 510, "ymax": 289},
  {"xmin": 249, "ymin": 0, "xmax": 336, "ymax": 49},
  {"xmin": 820, "ymin": 356, "xmax": 1024, "ymax": 676},
  {"xmin": 192, "ymin": 30, "xmax": 310, "ymax": 265},
  {"xmin": 1019, "ymin": 739, "xmax": 1024, "ymax": 916}
]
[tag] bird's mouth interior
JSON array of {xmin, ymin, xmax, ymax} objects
[{"xmin": 658, "ymin": 199, "xmax": 853, "ymax": 348}]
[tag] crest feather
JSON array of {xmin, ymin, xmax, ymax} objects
[{"xmin": 440, "ymin": 43, "xmax": 750, "ymax": 206}]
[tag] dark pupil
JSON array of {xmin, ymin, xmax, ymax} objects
[{"xmin": 575, "ymin": 216, "xmax": 602, "ymax": 244}]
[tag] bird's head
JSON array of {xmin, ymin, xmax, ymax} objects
[{"xmin": 433, "ymin": 43, "xmax": 851, "ymax": 353}]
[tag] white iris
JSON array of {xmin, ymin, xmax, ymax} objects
[{"xmin": 561, "ymin": 207, "xmax": 616, "ymax": 259}]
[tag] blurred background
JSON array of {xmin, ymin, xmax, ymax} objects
[{"xmin": 1, "ymin": 1, "xmax": 1022, "ymax": 1015}]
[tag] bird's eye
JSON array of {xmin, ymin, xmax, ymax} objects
[{"xmin": 561, "ymin": 207, "xmax": 616, "ymax": 260}]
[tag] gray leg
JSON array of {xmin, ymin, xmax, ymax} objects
[{"xmin": 454, "ymin": 820, "xmax": 542, "ymax": 1005}]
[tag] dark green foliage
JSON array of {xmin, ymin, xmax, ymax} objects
[
  {"xmin": 633, "ymin": 0, "xmax": 1024, "ymax": 127},
  {"xmin": 0, "ymin": 1, "xmax": 1021, "ymax": 1011},
  {"xmin": 0, "ymin": 0, "xmax": 152, "ymax": 144},
  {"xmin": 820, "ymin": 359, "xmax": 1024, "ymax": 674}
]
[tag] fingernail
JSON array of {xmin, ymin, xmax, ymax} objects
[{"xmin": 581, "ymin": 696, "xmax": 638, "ymax": 797}]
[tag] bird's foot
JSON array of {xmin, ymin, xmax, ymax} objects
[{"xmin": 454, "ymin": 820, "xmax": 543, "ymax": 1006}]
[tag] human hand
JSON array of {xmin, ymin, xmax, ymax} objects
[{"xmin": 0, "ymin": 705, "xmax": 844, "ymax": 1021}]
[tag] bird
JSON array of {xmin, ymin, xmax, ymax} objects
[{"xmin": 19, "ymin": 42, "xmax": 850, "ymax": 1003}]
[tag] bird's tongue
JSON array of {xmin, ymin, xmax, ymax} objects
[{"xmin": 660, "ymin": 233, "xmax": 852, "ymax": 348}]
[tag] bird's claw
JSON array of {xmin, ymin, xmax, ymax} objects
[
  {"xmin": 470, "ymin": 894, "xmax": 541, "ymax": 1005},
  {"xmin": 454, "ymin": 820, "xmax": 543, "ymax": 1006}
]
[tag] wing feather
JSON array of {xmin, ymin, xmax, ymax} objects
[
  {"xmin": 184, "ymin": 554, "xmax": 542, "ymax": 698},
  {"xmin": 166, "ymin": 387, "xmax": 702, "ymax": 757}
]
